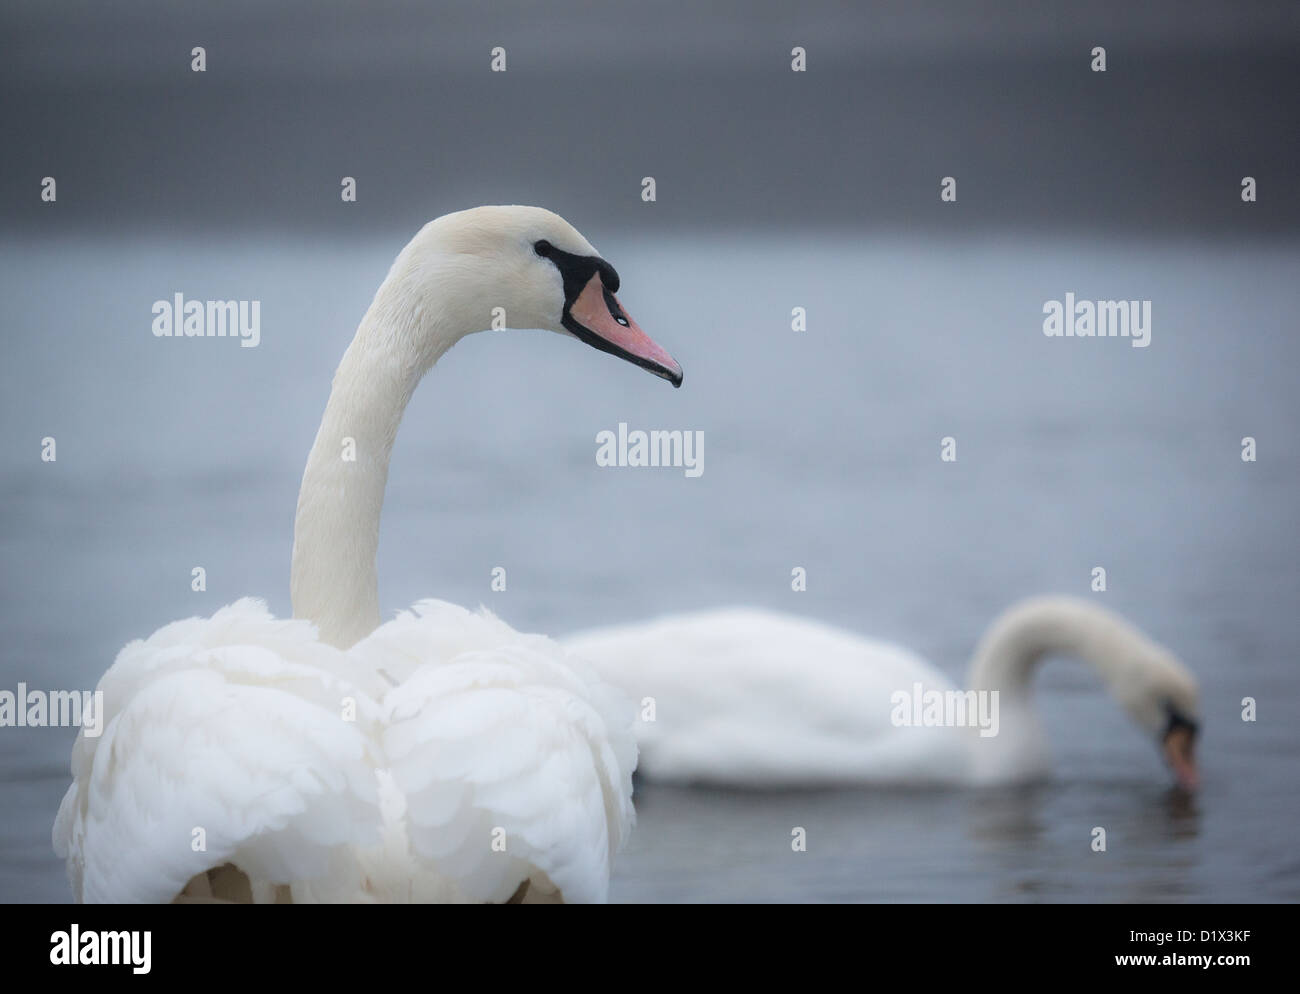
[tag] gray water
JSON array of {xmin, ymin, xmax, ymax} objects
[{"xmin": 1, "ymin": 232, "xmax": 1297, "ymax": 902}]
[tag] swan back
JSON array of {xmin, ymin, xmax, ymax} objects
[
  {"xmin": 566, "ymin": 608, "xmax": 971, "ymax": 786},
  {"xmin": 56, "ymin": 598, "xmax": 638, "ymax": 903},
  {"xmin": 340, "ymin": 600, "xmax": 637, "ymax": 903}
]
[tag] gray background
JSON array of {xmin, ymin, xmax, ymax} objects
[
  {"xmin": 4, "ymin": 0, "xmax": 1298, "ymax": 236},
  {"xmin": 1, "ymin": 1, "xmax": 1297, "ymax": 902}
]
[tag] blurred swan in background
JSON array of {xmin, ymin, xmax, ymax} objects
[
  {"xmin": 564, "ymin": 596, "xmax": 1200, "ymax": 790},
  {"xmin": 54, "ymin": 206, "xmax": 684, "ymax": 903}
]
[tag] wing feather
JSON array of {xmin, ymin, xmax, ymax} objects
[
  {"xmin": 54, "ymin": 599, "xmax": 384, "ymax": 903},
  {"xmin": 355, "ymin": 601, "xmax": 636, "ymax": 904}
]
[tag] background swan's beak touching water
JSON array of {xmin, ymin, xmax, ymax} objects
[
  {"xmin": 565, "ymin": 271, "xmax": 683, "ymax": 387},
  {"xmin": 1163, "ymin": 724, "xmax": 1199, "ymax": 791}
]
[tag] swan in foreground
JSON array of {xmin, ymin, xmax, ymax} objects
[
  {"xmin": 54, "ymin": 206, "xmax": 682, "ymax": 903},
  {"xmin": 564, "ymin": 597, "xmax": 1200, "ymax": 790}
]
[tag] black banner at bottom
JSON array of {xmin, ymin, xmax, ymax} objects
[{"xmin": 4, "ymin": 903, "xmax": 1285, "ymax": 981}]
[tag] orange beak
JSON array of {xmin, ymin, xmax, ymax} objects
[
  {"xmin": 566, "ymin": 272, "xmax": 682, "ymax": 387},
  {"xmin": 1162, "ymin": 725, "xmax": 1199, "ymax": 791}
]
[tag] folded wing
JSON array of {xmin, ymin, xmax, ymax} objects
[
  {"xmin": 354, "ymin": 600, "xmax": 636, "ymax": 903},
  {"xmin": 53, "ymin": 598, "xmax": 384, "ymax": 903}
]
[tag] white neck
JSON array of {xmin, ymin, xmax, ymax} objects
[
  {"xmin": 960, "ymin": 597, "xmax": 1155, "ymax": 782},
  {"xmin": 290, "ymin": 259, "xmax": 467, "ymax": 648},
  {"xmin": 966, "ymin": 597, "xmax": 1144, "ymax": 701}
]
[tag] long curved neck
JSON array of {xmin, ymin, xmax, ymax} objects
[
  {"xmin": 290, "ymin": 260, "xmax": 467, "ymax": 648},
  {"xmin": 966, "ymin": 597, "xmax": 1142, "ymax": 701}
]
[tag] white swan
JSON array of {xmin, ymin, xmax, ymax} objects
[
  {"xmin": 564, "ymin": 597, "xmax": 1200, "ymax": 790},
  {"xmin": 54, "ymin": 206, "xmax": 682, "ymax": 903}
]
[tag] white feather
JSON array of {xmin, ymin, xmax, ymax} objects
[
  {"xmin": 54, "ymin": 599, "xmax": 384, "ymax": 903},
  {"xmin": 563, "ymin": 598, "xmax": 1200, "ymax": 788},
  {"xmin": 55, "ymin": 599, "xmax": 636, "ymax": 903},
  {"xmin": 54, "ymin": 208, "xmax": 662, "ymax": 903}
]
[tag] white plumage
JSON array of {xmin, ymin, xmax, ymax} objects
[
  {"xmin": 565, "ymin": 607, "xmax": 971, "ymax": 787},
  {"xmin": 54, "ymin": 598, "xmax": 635, "ymax": 903},
  {"xmin": 55, "ymin": 207, "xmax": 681, "ymax": 902},
  {"xmin": 564, "ymin": 597, "xmax": 1201, "ymax": 789}
]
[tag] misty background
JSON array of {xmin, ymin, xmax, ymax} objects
[
  {"xmin": 1, "ymin": 2, "xmax": 1298, "ymax": 903},
  {"xmin": 3, "ymin": 0, "xmax": 1298, "ymax": 236}
]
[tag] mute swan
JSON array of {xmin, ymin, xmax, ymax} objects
[
  {"xmin": 54, "ymin": 206, "xmax": 682, "ymax": 903},
  {"xmin": 563, "ymin": 597, "xmax": 1200, "ymax": 790}
]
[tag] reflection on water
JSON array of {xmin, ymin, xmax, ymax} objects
[
  {"xmin": 1, "ymin": 233, "xmax": 1297, "ymax": 902},
  {"xmin": 613, "ymin": 779, "xmax": 1226, "ymax": 903}
]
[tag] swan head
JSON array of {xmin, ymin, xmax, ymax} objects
[
  {"xmin": 393, "ymin": 205, "xmax": 682, "ymax": 386},
  {"xmin": 1113, "ymin": 643, "xmax": 1201, "ymax": 791}
]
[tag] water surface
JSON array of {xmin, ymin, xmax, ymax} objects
[{"xmin": 1, "ymin": 232, "xmax": 1296, "ymax": 902}]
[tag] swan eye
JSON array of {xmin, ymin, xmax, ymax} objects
[
  {"xmin": 533, "ymin": 240, "xmax": 553, "ymax": 257},
  {"xmin": 614, "ymin": 316, "xmax": 629, "ymax": 327}
]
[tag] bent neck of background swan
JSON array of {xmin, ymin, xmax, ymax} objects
[
  {"xmin": 290, "ymin": 267, "xmax": 463, "ymax": 649},
  {"xmin": 965, "ymin": 597, "xmax": 1143, "ymax": 704}
]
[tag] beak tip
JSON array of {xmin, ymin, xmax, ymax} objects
[
  {"xmin": 1170, "ymin": 759, "xmax": 1199, "ymax": 792},
  {"xmin": 657, "ymin": 362, "xmax": 683, "ymax": 388}
]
